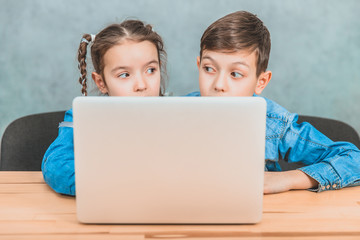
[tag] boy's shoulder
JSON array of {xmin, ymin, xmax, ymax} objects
[
  {"xmin": 255, "ymin": 95, "xmax": 299, "ymax": 140},
  {"xmin": 257, "ymin": 95, "xmax": 297, "ymax": 123},
  {"xmin": 184, "ymin": 92, "xmax": 297, "ymax": 123}
]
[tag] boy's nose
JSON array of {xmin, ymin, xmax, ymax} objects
[
  {"xmin": 214, "ymin": 74, "xmax": 228, "ymax": 92},
  {"xmin": 134, "ymin": 75, "xmax": 147, "ymax": 92}
]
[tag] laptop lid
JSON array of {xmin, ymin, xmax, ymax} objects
[{"xmin": 73, "ymin": 97, "xmax": 266, "ymax": 224}]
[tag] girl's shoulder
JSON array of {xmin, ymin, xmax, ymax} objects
[
  {"xmin": 184, "ymin": 91, "xmax": 201, "ymax": 97},
  {"xmin": 58, "ymin": 109, "xmax": 73, "ymax": 128},
  {"xmin": 64, "ymin": 109, "xmax": 73, "ymax": 122}
]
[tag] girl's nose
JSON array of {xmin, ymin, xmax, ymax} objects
[{"xmin": 134, "ymin": 75, "xmax": 147, "ymax": 92}]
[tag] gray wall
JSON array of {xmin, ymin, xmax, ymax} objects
[{"xmin": 1, "ymin": 0, "xmax": 360, "ymax": 140}]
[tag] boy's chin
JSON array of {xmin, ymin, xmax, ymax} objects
[
  {"xmin": 200, "ymin": 89, "xmax": 255, "ymax": 97},
  {"xmin": 203, "ymin": 93, "xmax": 254, "ymax": 97}
]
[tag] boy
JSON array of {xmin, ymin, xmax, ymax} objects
[{"xmin": 188, "ymin": 11, "xmax": 360, "ymax": 194}]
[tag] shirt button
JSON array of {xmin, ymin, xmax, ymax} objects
[
  {"xmin": 322, "ymin": 186, "xmax": 326, "ymax": 190},
  {"xmin": 326, "ymin": 185, "xmax": 330, "ymax": 189},
  {"xmin": 332, "ymin": 184, "xmax": 337, "ymax": 188}
]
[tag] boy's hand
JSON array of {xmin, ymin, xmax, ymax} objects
[{"xmin": 264, "ymin": 170, "xmax": 318, "ymax": 194}]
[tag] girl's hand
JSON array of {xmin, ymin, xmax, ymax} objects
[{"xmin": 264, "ymin": 170, "xmax": 318, "ymax": 194}]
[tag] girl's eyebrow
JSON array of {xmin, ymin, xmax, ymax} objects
[
  {"xmin": 143, "ymin": 60, "xmax": 159, "ymax": 67},
  {"xmin": 110, "ymin": 60, "xmax": 159, "ymax": 74},
  {"xmin": 111, "ymin": 66, "xmax": 129, "ymax": 74}
]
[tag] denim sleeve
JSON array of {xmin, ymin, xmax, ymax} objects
[
  {"xmin": 184, "ymin": 91, "xmax": 201, "ymax": 96},
  {"xmin": 280, "ymin": 115, "xmax": 360, "ymax": 192},
  {"xmin": 41, "ymin": 109, "xmax": 75, "ymax": 196}
]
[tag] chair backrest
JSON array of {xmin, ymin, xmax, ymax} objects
[
  {"xmin": 279, "ymin": 115, "xmax": 360, "ymax": 171},
  {"xmin": 2, "ymin": 112, "xmax": 359, "ymax": 171},
  {"xmin": 0, "ymin": 111, "xmax": 66, "ymax": 171}
]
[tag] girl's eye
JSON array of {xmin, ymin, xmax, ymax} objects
[
  {"xmin": 204, "ymin": 66, "xmax": 215, "ymax": 73},
  {"xmin": 146, "ymin": 68, "xmax": 156, "ymax": 74},
  {"xmin": 231, "ymin": 72, "xmax": 243, "ymax": 78},
  {"xmin": 118, "ymin": 73, "xmax": 130, "ymax": 78}
]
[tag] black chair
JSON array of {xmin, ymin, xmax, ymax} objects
[
  {"xmin": 0, "ymin": 111, "xmax": 66, "ymax": 171},
  {"xmin": 1, "ymin": 112, "xmax": 359, "ymax": 171},
  {"xmin": 278, "ymin": 115, "xmax": 360, "ymax": 170}
]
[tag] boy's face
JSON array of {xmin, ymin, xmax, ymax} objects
[{"xmin": 197, "ymin": 49, "xmax": 271, "ymax": 96}]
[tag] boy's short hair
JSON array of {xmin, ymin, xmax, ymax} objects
[{"xmin": 200, "ymin": 11, "xmax": 271, "ymax": 77}]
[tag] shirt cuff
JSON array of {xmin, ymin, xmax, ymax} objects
[{"xmin": 298, "ymin": 162, "xmax": 341, "ymax": 192}]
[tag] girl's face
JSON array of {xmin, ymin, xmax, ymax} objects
[{"xmin": 92, "ymin": 40, "xmax": 161, "ymax": 96}]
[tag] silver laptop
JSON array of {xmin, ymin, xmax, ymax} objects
[{"xmin": 73, "ymin": 96, "xmax": 266, "ymax": 224}]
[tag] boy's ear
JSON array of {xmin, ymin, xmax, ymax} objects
[
  {"xmin": 255, "ymin": 70, "xmax": 272, "ymax": 95},
  {"xmin": 92, "ymin": 72, "xmax": 108, "ymax": 94},
  {"xmin": 197, "ymin": 56, "xmax": 201, "ymax": 69}
]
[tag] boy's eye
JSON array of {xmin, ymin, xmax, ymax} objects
[
  {"xmin": 204, "ymin": 66, "xmax": 215, "ymax": 73},
  {"xmin": 146, "ymin": 67, "xmax": 156, "ymax": 74},
  {"xmin": 118, "ymin": 73, "xmax": 130, "ymax": 78},
  {"xmin": 231, "ymin": 72, "xmax": 243, "ymax": 78}
]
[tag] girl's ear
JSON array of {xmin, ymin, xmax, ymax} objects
[
  {"xmin": 255, "ymin": 70, "xmax": 272, "ymax": 95},
  {"xmin": 92, "ymin": 72, "xmax": 108, "ymax": 94},
  {"xmin": 197, "ymin": 56, "xmax": 201, "ymax": 69}
]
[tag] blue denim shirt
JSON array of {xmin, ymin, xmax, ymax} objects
[{"xmin": 42, "ymin": 93, "xmax": 360, "ymax": 196}]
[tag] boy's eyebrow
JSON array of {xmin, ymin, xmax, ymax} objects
[
  {"xmin": 202, "ymin": 56, "xmax": 249, "ymax": 69},
  {"xmin": 231, "ymin": 61, "xmax": 250, "ymax": 69},
  {"xmin": 110, "ymin": 60, "xmax": 159, "ymax": 74},
  {"xmin": 202, "ymin": 56, "xmax": 220, "ymax": 68},
  {"xmin": 202, "ymin": 56, "xmax": 215, "ymax": 62}
]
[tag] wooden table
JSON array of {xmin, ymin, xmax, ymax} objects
[{"xmin": 0, "ymin": 172, "xmax": 359, "ymax": 239}]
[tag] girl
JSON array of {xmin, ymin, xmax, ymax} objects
[{"xmin": 42, "ymin": 20, "xmax": 167, "ymax": 196}]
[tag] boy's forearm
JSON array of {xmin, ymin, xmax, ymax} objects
[
  {"xmin": 264, "ymin": 170, "xmax": 318, "ymax": 194},
  {"xmin": 287, "ymin": 170, "xmax": 318, "ymax": 190}
]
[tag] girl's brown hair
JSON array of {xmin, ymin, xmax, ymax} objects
[
  {"xmin": 77, "ymin": 20, "xmax": 167, "ymax": 96},
  {"xmin": 200, "ymin": 11, "xmax": 271, "ymax": 77}
]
